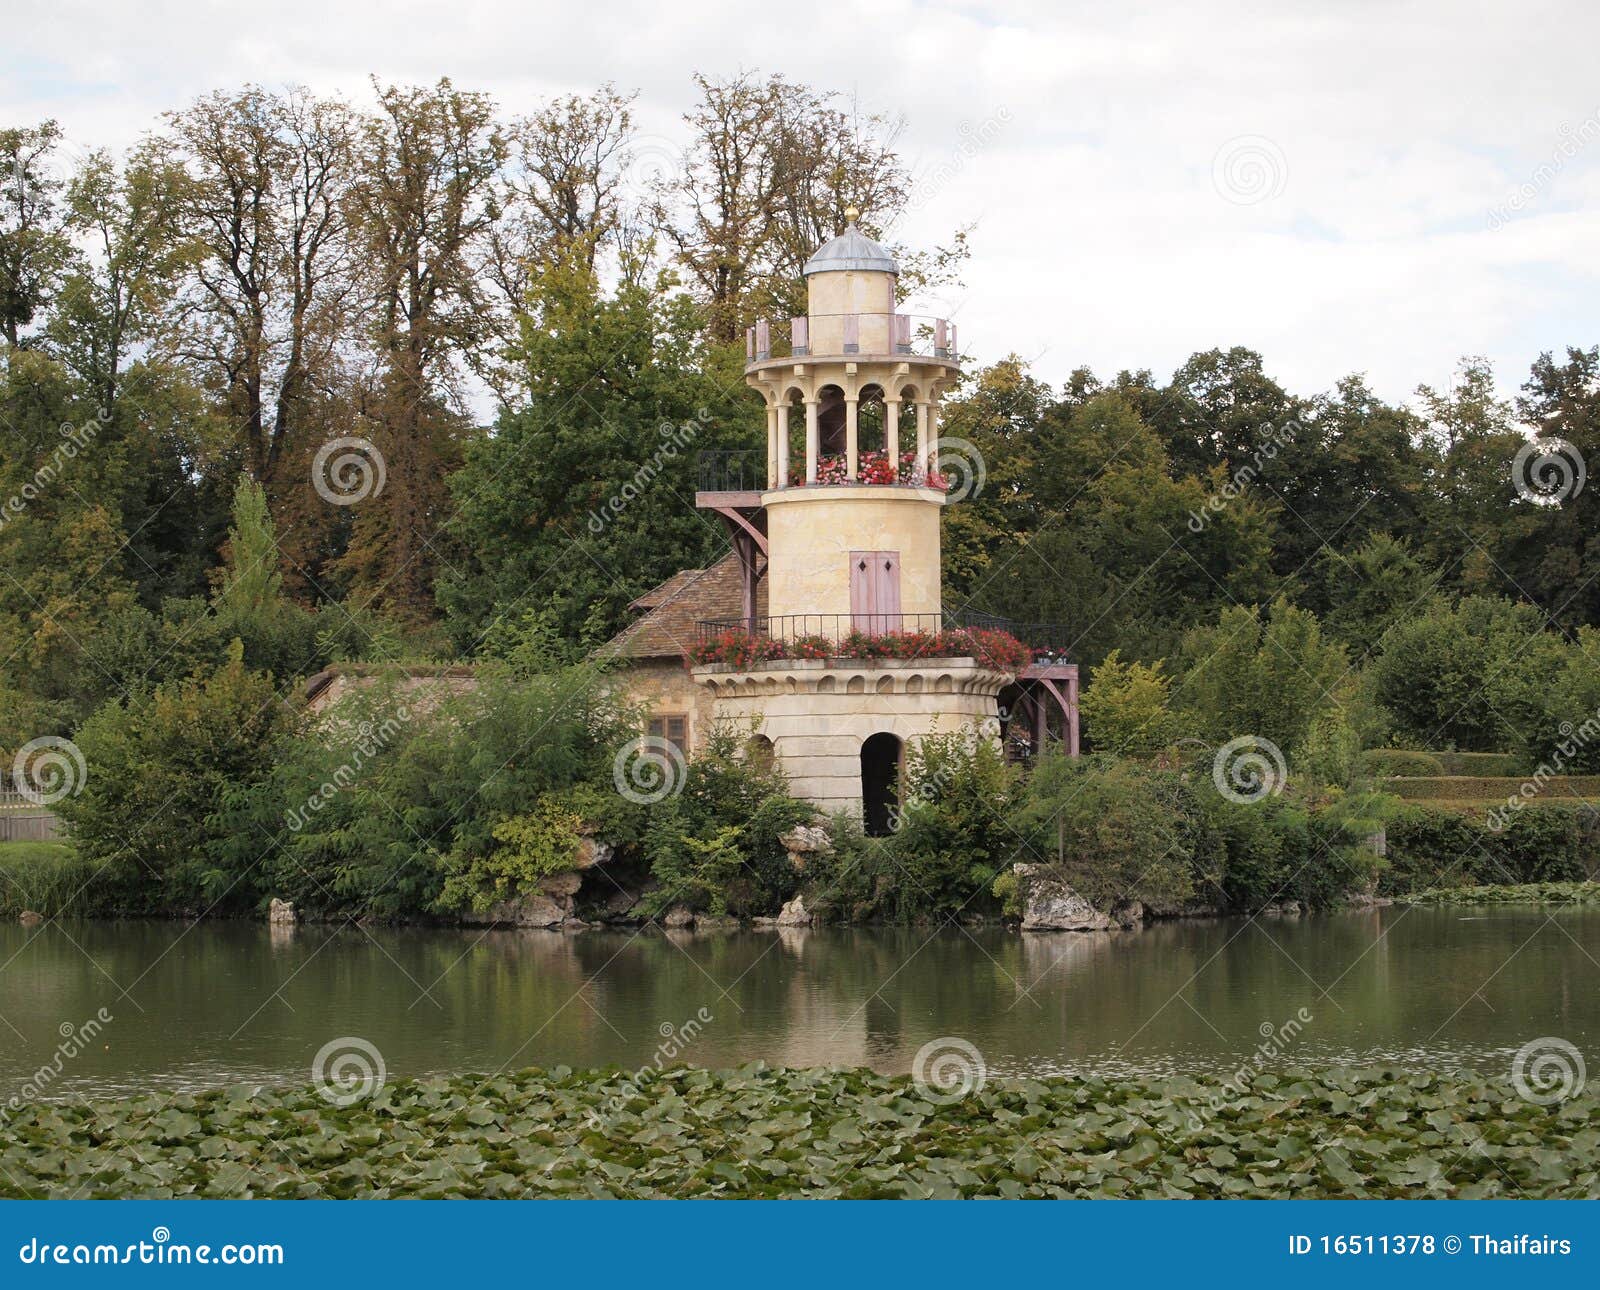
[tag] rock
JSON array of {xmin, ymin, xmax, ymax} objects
[
  {"xmin": 1013, "ymin": 864, "xmax": 1121, "ymax": 931},
  {"xmin": 574, "ymin": 835, "xmax": 613, "ymax": 869},
  {"xmin": 750, "ymin": 916, "xmax": 779, "ymax": 929},
  {"xmin": 780, "ymin": 824, "xmax": 831, "ymax": 874},
  {"xmin": 776, "ymin": 894, "xmax": 812, "ymax": 927},
  {"xmin": 268, "ymin": 898, "xmax": 297, "ymax": 926},
  {"xmin": 599, "ymin": 886, "xmax": 642, "ymax": 919},
  {"xmin": 18, "ymin": 910, "xmax": 43, "ymax": 927},
  {"xmin": 1346, "ymin": 891, "xmax": 1393, "ymax": 909},
  {"xmin": 779, "ymin": 824, "xmax": 831, "ymax": 854},
  {"xmin": 694, "ymin": 914, "xmax": 741, "ymax": 931},
  {"xmin": 1110, "ymin": 900, "xmax": 1145, "ymax": 928},
  {"xmin": 559, "ymin": 917, "xmax": 589, "ymax": 930},
  {"xmin": 539, "ymin": 870, "xmax": 583, "ymax": 899},
  {"xmin": 460, "ymin": 891, "xmax": 568, "ymax": 928},
  {"xmin": 663, "ymin": 905, "xmax": 696, "ymax": 928}
]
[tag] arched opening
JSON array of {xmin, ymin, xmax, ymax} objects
[
  {"xmin": 785, "ymin": 388, "xmax": 806, "ymax": 483},
  {"xmin": 744, "ymin": 733, "xmax": 775, "ymax": 773},
  {"xmin": 818, "ymin": 384, "xmax": 846, "ymax": 459},
  {"xmin": 899, "ymin": 384, "xmax": 922, "ymax": 479},
  {"xmin": 860, "ymin": 732, "xmax": 902, "ymax": 838}
]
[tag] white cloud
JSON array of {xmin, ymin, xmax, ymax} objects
[{"xmin": 6, "ymin": 0, "xmax": 1600, "ymax": 408}]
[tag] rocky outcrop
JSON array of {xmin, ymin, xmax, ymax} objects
[
  {"xmin": 268, "ymin": 898, "xmax": 297, "ymax": 925},
  {"xmin": 574, "ymin": 833, "xmax": 613, "ymax": 870},
  {"xmin": 780, "ymin": 824, "xmax": 831, "ymax": 873},
  {"xmin": 776, "ymin": 893, "xmax": 812, "ymax": 927},
  {"xmin": 460, "ymin": 871, "xmax": 587, "ymax": 928},
  {"xmin": 1012, "ymin": 864, "xmax": 1143, "ymax": 931},
  {"xmin": 18, "ymin": 910, "xmax": 43, "ymax": 927},
  {"xmin": 663, "ymin": 905, "xmax": 696, "ymax": 928}
]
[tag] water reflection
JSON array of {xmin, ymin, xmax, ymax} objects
[{"xmin": 0, "ymin": 907, "xmax": 1595, "ymax": 1100}]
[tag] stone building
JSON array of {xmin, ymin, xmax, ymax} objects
[{"xmin": 602, "ymin": 214, "xmax": 1078, "ymax": 833}]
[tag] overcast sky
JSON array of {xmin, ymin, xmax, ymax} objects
[{"xmin": 8, "ymin": 0, "xmax": 1599, "ymax": 411}]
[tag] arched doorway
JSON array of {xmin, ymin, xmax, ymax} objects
[{"xmin": 860, "ymin": 732, "xmax": 902, "ymax": 837}]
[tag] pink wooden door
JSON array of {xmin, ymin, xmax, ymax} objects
[{"xmin": 850, "ymin": 551, "xmax": 901, "ymax": 632}]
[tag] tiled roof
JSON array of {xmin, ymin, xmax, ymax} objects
[{"xmin": 599, "ymin": 552, "xmax": 766, "ymax": 661}]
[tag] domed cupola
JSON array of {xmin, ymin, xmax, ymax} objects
[{"xmin": 803, "ymin": 214, "xmax": 898, "ymax": 277}]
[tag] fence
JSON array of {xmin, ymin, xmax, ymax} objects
[{"xmin": 0, "ymin": 777, "xmax": 63, "ymax": 842}]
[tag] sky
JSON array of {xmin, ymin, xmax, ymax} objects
[{"xmin": 7, "ymin": 0, "xmax": 1600, "ymax": 412}]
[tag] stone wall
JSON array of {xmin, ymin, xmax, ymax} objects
[
  {"xmin": 696, "ymin": 658, "xmax": 1008, "ymax": 813},
  {"xmin": 606, "ymin": 658, "xmax": 718, "ymax": 754}
]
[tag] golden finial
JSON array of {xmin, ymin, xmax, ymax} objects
[{"xmin": 844, "ymin": 205, "xmax": 860, "ymax": 223}]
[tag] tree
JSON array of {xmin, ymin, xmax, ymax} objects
[
  {"xmin": 337, "ymin": 79, "xmax": 506, "ymax": 622},
  {"xmin": 0, "ymin": 121, "xmax": 72, "ymax": 347},
  {"xmin": 438, "ymin": 248, "xmax": 756, "ymax": 650},
  {"xmin": 1174, "ymin": 598, "xmax": 1349, "ymax": 756},
  {"xmin": 1079, "ymin": 650, "xmax": 1180, "ymax": 754}
]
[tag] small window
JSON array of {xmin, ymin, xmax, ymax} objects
[{"xmin": 647, "ymin": 713, "xmax": 689, "ymax": 756}]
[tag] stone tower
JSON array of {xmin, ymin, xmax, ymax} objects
[{"xmin": 691, "ymin": 214, "xmax": 1077, "ymax": 831}]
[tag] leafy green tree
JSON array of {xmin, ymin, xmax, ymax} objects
[
  {"xmin": 1173, "ymin": 598, "xmax": 1349, "ymax": 756},
  {"xmin": 1079, "ymin": 650, "xmax": 1180, "ymax": 754}
]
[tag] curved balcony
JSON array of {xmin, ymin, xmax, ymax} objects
[{"xmin": 745, "ymin": 312, "xmax": 958, "ymax": 371}]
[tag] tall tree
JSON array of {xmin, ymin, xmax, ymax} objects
[
  {"xmin": 338, "ymin": 79, "xmax": 506, "ymax": 622},
  {"xmin": 0, "ymin": 121, "xmax": 72, "ymax": 347}
]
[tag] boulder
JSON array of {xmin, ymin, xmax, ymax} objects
[
  {"xmin": 574, "ymin": 835, "xmax": 613, "ymax": 870},
  {"xmin": 268, "ymin": 898, "xmax": 297, "ymax": 926},
  {"xmin": 780, "ymin": 824, "xmax": 831, "ymax": 874},
  {"xmin": 460, "ymin": 891, "xmax": 569, "ymax": 928},
  {"xmin": 18, "ymin": 910, "xmax": 43, "ymax": 927},
  {"xmin": 663, "ymin": 905, "xmax": 696, "ymax": 928},
  {"xmin": 776, "ymin": 894, "xmax": 812, "ymax": 927},
  {"xmin": 1013, "ymin": 864, "xmax": 1135, "ymax": 932},
  {"xmin": 539, "ymin": 870, "xmax": 583, "ymax": 899}
]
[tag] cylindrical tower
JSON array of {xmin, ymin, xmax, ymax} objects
[{"xmin": 744, "ymin": 211, "xmax": 961, "ymax": 627}]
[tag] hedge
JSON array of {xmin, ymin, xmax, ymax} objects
[
  {"xmin": 1382, "ymin": 802, "xmax": 1600, "ymax": 894},
  {"xmin": 1362, "ymin": 749, "xmax": 1445, "ymax": 777},
  {"xmin": 1386, "ymin": 775, "xmax": 1600, "ymax": 803}
]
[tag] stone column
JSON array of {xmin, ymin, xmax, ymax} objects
[
  {"xmin": 927, "ymin": 400, "xmax": 940, "ymax": 477},
  {"xmin": 915, "ymin": 402, "xmax": 929, "ymax": 480},
  {"xmin": 845, "ymin": 397, "xmax": 859, "ymax": 480},
  {"xmin": 886, "ymin": 400, "xmax": 900, "ymax": 478},
  {"xmin": 765, "ymin": 404, "xmax": 778, "ymax": 488},
  {"xmin": 776, "ymin": 402, "xmax": 790, "ymax": 489},
  {"xmin": 805, "ymin": 400, "xmax": 820, "ymax": 484}
]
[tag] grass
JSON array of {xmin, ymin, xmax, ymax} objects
[
  {"xmin": 1, "ymin": 1065, "xmax": 1595, "ymax": 1198},
  {"xmin": 1400, "ymin": 881, "xmax": 1600, "ymax": 906},
  {"xmin": 0, "ymin": 839, "xmax": 104, "ymax": 917}
]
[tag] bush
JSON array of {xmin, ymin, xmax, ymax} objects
[
  {"xmin": 641, "ymin": 724, "xmax": 813, "ymax": 917},
  {"xmin": 1387, "ymin": 775, "xmax": 1600, "ymax": 803},
  {"xmin": 1013, "ymin": 754, "xmax": 1196, "ymax": 911},
  {"xmin": 57, "ymin": 645, "xmax": 293, "ymax": 913},
  {"xmin": 1433, "ymin": 751, "xmax": 1526, "ymax": 777}
]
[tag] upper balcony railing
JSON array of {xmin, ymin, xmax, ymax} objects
[{"xmin": 746, "ymin": 313, "xmax": 958, "ymax": 367}]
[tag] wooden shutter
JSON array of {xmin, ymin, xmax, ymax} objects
[{"xmin": 850, "ymin": 551, "xmax": 900, "ymax": 632}]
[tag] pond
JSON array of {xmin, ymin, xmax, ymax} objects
[{"xmin": 1, "ymin": 906, "xmax": 1596, "ymax": 1101}]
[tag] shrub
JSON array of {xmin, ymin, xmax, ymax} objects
[
  {"xmin": 437, "ymin": 791, "xmax": 590, "ymax": 912},
  {"xmin": 1384, "ymin": 802, "xmax": 1600, "ymax": 893},
  {"xmin": 642, "ymin": 724, "xmax": 813, "ymax": 917},
  {"xmin": 58, "ymin": 645, "xmax": 293, "ymax": 913},
  {"xmin": 1079, "ymin": 650, "xmax": 1180, "ymax": 755}
]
